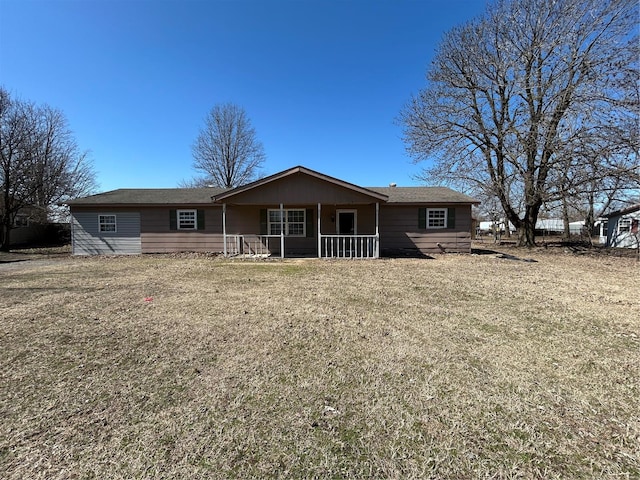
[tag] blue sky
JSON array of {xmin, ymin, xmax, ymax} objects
[{"xmin": 0, "ymin": 0, "xmax": 487, "ymax": 192}]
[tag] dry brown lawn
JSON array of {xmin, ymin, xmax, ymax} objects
[{"xmin": 1, "ymin": 247, "xmax": 638, "ymax": 479}]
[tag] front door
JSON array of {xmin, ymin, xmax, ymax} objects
[{"xmin": 337, "ymin": 210, "xmax": 357, "ymax": 235}]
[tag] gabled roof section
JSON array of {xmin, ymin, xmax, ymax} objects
[
  {"xmin": 66, "ymin": 187, "xmax": 227, "ymax": 206},
  {"xmin": 368, "ymin": 186, "xmax": 480, "ymax": 204},
  {"xmin": 212, "ymin": 165, "xmax": 389, "ymax": 203},
  {"xmin": 603, "ymin": 203, "xmax": 640, "ymax": 218}
]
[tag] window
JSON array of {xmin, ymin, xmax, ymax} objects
[
  {"xmin": 427, "ymin": 208, "xmax": 447, "ymax": 228},
  {"xmin": 177, "ymin": 209, "xmax": 197, "ymax": 230},
  {"xmin": 287, "ymin": 210, "xmax": 305, "ymax": 235},
  {"xmin": 98, "ymin": 214, "xmax": 117, "ymax": 232},
  {"xmin": 267, "ymin": 209, "xmax": 305, "ymax": 236},
  {"xmin": 419, "ymin": 207, "xmax": 455, "ymax": 230},
  {"xmin": 169, "ymin": 209, "xmax": 204, "ymax": 231},
  {"xmin": 14, "ymin": 214, "xmax": 29, "ymax": 228},
  {"xmin": 268, "ymin": 210, "xmax": 282, "ymax": 235},
  {"xmin": 618, "ymin": 218, "xmax": 631, "ymax": 233}
]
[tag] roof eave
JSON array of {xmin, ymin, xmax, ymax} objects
[
  {"xmin": 604, "ymin": 203, "xmax": 640, "ymax": 218},
  {"xmin": 67, "ymin": 202, "xmax": 220, "ymax": 207}
]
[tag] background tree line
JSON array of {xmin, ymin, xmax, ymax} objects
[{"xmin": 0, "ymin": 87, "xmax": 96, "ymax": 251}]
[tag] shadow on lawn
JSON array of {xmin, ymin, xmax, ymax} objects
[{"xmin": 0, "ymin": 258, "xmax": 28, "ymax": 264}]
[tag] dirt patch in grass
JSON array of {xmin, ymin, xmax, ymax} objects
[{"xmin": 1, "ymin": 250, "xmax": 638, "ymax": 479}]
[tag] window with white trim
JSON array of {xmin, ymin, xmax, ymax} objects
[
  {"xmin": 427, "ymin": 208, "xmax": 447, "ymax": 228},
  {"xmin": 98, "ymin": 214, "xmax": 117, "ymax": 232},
  {"xmin": 268, "ymin": 209, "xmax": 305, "ymax": 236},
  {"xmin": 177, "ymin": 209, "xmax": 197, "ymax": 230},
  {"xmin": 618, "ymin": 218, "xmax": 631, "ymax": 233}
]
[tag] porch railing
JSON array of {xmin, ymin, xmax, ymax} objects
[
  {"xmin": 225, "ymin": 234, "xmax": 379, "ymax": 258},
  {"xmin": 320, "ymin": 234, "xmax": 379, "ymax": 259},
  {"xmin": 225, "ymin": 234, "xmax": 280, "ymax": 256},
  {"xmin": 241, "ymin": 235, "xmax": 280, "ymax": 255},
  {"xmin": 224, "ymin": 235, "xmax": 243, "ymax": 256}
]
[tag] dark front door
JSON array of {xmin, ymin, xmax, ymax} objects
[{"xmin": 338, "ymin": 211, "xmax": 356, "ymax": 235}]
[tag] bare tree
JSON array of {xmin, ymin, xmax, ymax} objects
[
  {"xmin": 0, "ymin": 87, "xmax": 96, "ymax": 250},
  {"xmin": 189, "ymin": 103, "xmax": 265, "ymax": 189},
  {"xmin": 400, "ymin": 0, "xmax": 639, "ymax": 247},
  {"xmin": 177, "ymin": 177, "xmax": 214, "ymax": 188}
]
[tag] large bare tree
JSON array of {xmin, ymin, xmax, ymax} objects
[
  {"xmin": 400, "ymin": 0, "xmax": 639, "ymax": 246},
  {"xmin": 0, "ymin": 87, "xmax": 96, "ymax": 250},
  {"xmin": 189, "ymin": 103, "xmax": 265, "ymax": 188}
]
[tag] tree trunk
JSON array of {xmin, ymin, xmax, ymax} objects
[
  {"xmin": 518, "ymin": 221, "xmax": 536, "ymax": 247},
  {"xmin": 0, "ymin": 220, "xmax": 11, "ymax": 252},
  {"xmin": 503, "ymin": 210, "xmax": 512, "ymax": 238},
  {"xmin": 562, "ymin": 196, "xmax": 571, "ymax": 241},
  {"xmin": 584, "ymin": 189, "xmax": 596, "ymax": 241},
  {"xmin": 517, "ymin": 204, "xmax": 540, "ymax": 247}
]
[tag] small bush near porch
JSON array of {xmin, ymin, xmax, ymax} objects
[{"xmin": 1, "ymin": 249, "xmax": 638, "ymax": 479}]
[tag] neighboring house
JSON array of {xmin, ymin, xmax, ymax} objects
[
  {"xmin": 2, "ymin": 205, "xmax": 50, "ymax": 246},
  {"xmin": 66, "ymin": 166, "xmax": 480, "ymax": 258},
  {"xmin": 604, "ymin": 204, "xmax": 640, "ymax": 249}
]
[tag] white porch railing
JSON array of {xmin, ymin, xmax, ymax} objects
[
  {"xmin": 224, "ymin": 235, "xmax": 243, "ymax": 256},
  {"xmin": 320, "ymin": 234, "xmax": 379, "ymax": 259},
  {"xmin": 225, "ymin": 235, "xmax": 281, "ymax": 256},
  {"xmin": 241, "ymin": 235, "xmax": 280, "ymax": 255},
  {"xmin": 224, "ymin": 234, "xmax": 379, "ymax": 258}
]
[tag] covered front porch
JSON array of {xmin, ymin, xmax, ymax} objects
[
  {"xmin": 211, "ymin": 166, "xmax": 389, "ymax": 259},
  {"xmin": 221, "ymin": 202, "xmax": 380, "ymax": 259}
]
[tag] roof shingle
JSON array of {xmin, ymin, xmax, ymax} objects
[
  {"xmin": 65, "ymin": 188, "xmax": 227, "ymax": 206},
  {"xmin": 368, "ymin": 187, "xmax": 479, "ymax": 204}
]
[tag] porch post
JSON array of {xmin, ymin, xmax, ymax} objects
[
  {"xmin": 317, "ymin": 203, "xmax": 321, "ymax": 258},
  {"xmin": 280, "ymin": 203, "xmax": 284, "ymax": 258},
  {"xmin": 222, "ymin": 203, "xmax": 227, "ymax": 257},
  {"xmin": 375, "ymin": 202, "xmax": 380, "ymax": 258}
]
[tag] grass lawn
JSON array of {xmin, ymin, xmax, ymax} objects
[{"xmin": 1, "ymin": 248, "xmax": 638, "ymax": 479}]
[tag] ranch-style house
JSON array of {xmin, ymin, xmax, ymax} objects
[{"xmin": 66, "ymin": 166, "xmax": 479, "ymax": 258}]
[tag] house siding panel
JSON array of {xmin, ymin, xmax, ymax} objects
[
  {"xmin": 72, "ymin": 210, "xmax": 141, "ymax": 255},
  {"xmin": 379, "ymin": 205, "xmax": 472, "ymax": 254},
  {"xmin": 140, "ymin": 207, "xmax": 224, "ymax": 253}
]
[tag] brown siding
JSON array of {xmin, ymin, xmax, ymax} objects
[
  {"xmin": 140, "ymin": 207, "xmax": 224, "ymax": 253},
  {"xmin": 225, "ymin": 206, "xmax": 260, "ymax": 234},
  {"xmin": 379, "ymin": 205, "xmax": 473, "ymax": 254},
  {"xmin": 221, "ymin": 172, "xmax": 383, "ymax": 205}
]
